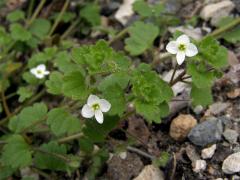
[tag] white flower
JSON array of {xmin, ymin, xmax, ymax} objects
[
  {"xmin": 81, "ymin": 94, "xmax": 111, "ymax": 124},
  {"xmin": 30, "ymin": 64, "xmax": 50, "ymax": 79},
  {"xmin": 166, "ymin": 34, "xmax": 198, "ymax": 65}
]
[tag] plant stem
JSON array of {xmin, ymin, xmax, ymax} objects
[
  {"xmin": 169, "ymin": 69, "xmax": 186, "ymax": 86},
  {"xmin": 210, "ymin": 17, "xmax": 240, "ymax": 38},
  {"xmin": 61, "ymin": 18, "xmax": 81, "ymax": 39},
  {"xmin": 170, "ymin": 64, "xmax": 178, "ymax": 84},
  {"xmin": 33, "ymin": 147, "xmax": 71, "ymax": 162},
  {"xmin": 26, "ymin": 0, "xmax": 46, "ymax": 27},
  {"xmin": 49, "ymin": 0, "xmax": 70, "ymax": 36},
  {"xmin": 32, "ymin": 167, "xmax": 51, "ymax": 180},
  {"xmin": 27, "ymin": 0, "xmax": 36, "ymax": 19},
  {"xmin": 1, "ymin": 91, "xmax": 11, "ymax": 118},
  {"xmin": 108, "ymin": 28, "xmax": 129, "ymax": 45},
  {"xmin": 57, "ymin": 132, "xmax": 83, "ymax": 144},
  {"xmin": 0, "ymin": 89, "xmax": 45, "ymax": 126},
  {"xmin": 127, "ymin": 146, "xmax": 155, "ymax": 160}
]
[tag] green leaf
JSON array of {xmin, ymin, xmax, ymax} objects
[
  {"xmin": 1, "ymin": 135, "xmax": 32, "ymax": 168},
  {"xmin": 34, "ymin": 142, "xmax": 68, "ymax": 171},
  {"xmin": 187, "ymin": 62, "xmax": 215, "ymax": 88},
  {"xmin": 22, "ymin": 72, "xmax": 39, "ymax": 85},
  {"xmin": 51, "ymin": 12, "xmax": 76, "ymax": 23},
  {"xmin": 133, "ymin": 0, "xmax": 164, "ymax": 17},
  {"xmin": 54, "ymin": 51, "xmax": 77, "ymax": 73},
  {"xmin": 10, "ymin": 23, "xmax": 32, "ymax": 41},
  {"xmin": 101, "ymin": 84, "xmax": 126, "ymax": 116},
  {"xmin": 0, "ymin": 166, "xmax": 16, "ymax": 180},
  {"xmin": 62, "ymin": 71, "xmax": 88, "ymax": 100},
  {"xmin": 17, "ymin": 87, "xmax": 33, "ymax": 102},
  {"xmin": 125, "ymin": 21, "xmax": 159, "ymax": 56},
  {"xmin": 0, "ymin": 26, "xmax": 12, "ymax": 46},
  {"xmin": 29, "ymin": 18, "xmax": 51, "ymax": 39},
  {"xmin": 8, "ymin": 103, "xmax": 48, "ymax": 133},
  {"xmin": 153, "ymin": 151, "xmax": 170, "ymax": 167},
  {"xmin": 191, "ymin": 84, "xmax": 212, "ymax": 107},
  {"xmin": 80, "ymin": 3, "xmax": 101, "ymax": 26},
  {"xmin": 98, "ymin": 72, "xmax": 130, "ymax": 91},
  {"xmin": 47, "ymin": 108, "xmax": 82, "ymax": 136},
  {"xmin": 132, "ymin": 63, "xmax": 173, "ymax": 104},
  {"xmin": 223, "ymin": 26, "xmax": 240, "ymax": 43},
  {"xmin": 45, "ymin": 72, "xmax": 63, "ymax": 95},
  {"xmin": 83, "ymin": 116, "xmax": 119, "ymax": 143},
  {"xmin": 7, "ymin": 10, "xmax": 25, "ymax": 22},
  {"xmin": 199, "ymin": 36, "xmax": 227, "ymax": 69},
  {"xmin": 79, "ymin": 137, "xmax": 94, "ymax": 153}
]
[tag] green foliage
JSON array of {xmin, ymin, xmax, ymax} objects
[
  {"xmin": 34, "ymin": 142, "xmax": 69, "ymax": 171},
  {"xmin": 191, "ymin": 85, "xmax": 213, "ymax": 107},
  {"xmin": 1, "ymin": 135, "xmax": 32, "ymax": 168},
  {"xmin": 187, "ymin": 62, "xmax": 215, "ymax": 88},
  {"xmin": 6, "ymin": 10, "xmax": 25, "ymax": 22},
  {"xmin": 47, "ymin": 108, "xmax": 82, "ymax": 136},
  {"xmin": 62, "ymin": 71, "xmax": 88, "ymax": 100},
  {"xmin": 223, "ymin": 26, "xmax": 240, "ymax": 43},
  {"xmin": 17, "ymin": 87, "xmax": 33, "ymax": 102},
  {"xmin": 10, "ymin": 23, "xmax": 32, "ymax": 41},
  {"xmin": 29, "ymin": 18, "xmax": 51, "ymax": 39},
  {"xmin": 131, "ymin": 64, "xmax": 172, "ymax": 122},
  {"xmin": 8, "ymin": 103, "xmax": 48, "ymax": 133},
  {"xmin": 80, "ymin": 3, "xmax": 101, "ymax": 26},
  {"xmin": 198, "ymin": 36, "xmax": 228, "ymax": 69},
  {"xmin": 54, "ymin": 51, "xmax": 76, "ymax": 73},
  {"xmin": 125, "ymin": 21, "xmax": 159, "ymax": 56},
  {"xmin": 153, "ymin": 151, "xmax": 170, "ymax": 167},
  {"xmin": 133, "ymin": 0, "xmax": 165, "ymax": 17},
  {"xmin": 45, "ymin": 71, "xmax": 63, "ymax": 95},
  {"xmin": 72, "ymin": 40, "xmax": 130, "ymax": 74},
  {"xmin": 51, "ymin": 12, "xmax": 76, "ymax": 23}
]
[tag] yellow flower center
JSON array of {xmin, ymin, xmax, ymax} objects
[
  {"xmin": 92, "ymin": 103, "xmax": 100, "ymax": 111},
  {"xmin": 178, "ymin": 44, "xmax": 186, "ymax": 51},
  {"xmin": 37, "ymin": 70, "xmax": 43, "ymax": 74}
]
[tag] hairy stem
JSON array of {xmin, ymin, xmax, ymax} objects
[
  {"xmin": 1, "ymin": 91, "xmax": 11, "ymax": 118},
  {"xmin": 127, "ymin": 146, "xmax": 155, "ymax": 160},
  {"xmin": 108, "ymin": 28, "xmax": 129, "ymax": 45},
  {"xmin": 57, "ymin": 132, "xmax": 83, "ymax": 144},
  {"xmin": 210, "ymin": 17, "xmax": 240, "ymax": 38},
  {"xmin": 26, "ymin": 0, "xmax": 46, "ymax": 27},
  {"xmin": 61, "ymin": 18, "xmax": 81, "ymax": 39},
  {"xmin": 49, "ymin": 0, "xmax": 70, "ymax": 36},
  {"xmin": 170, "ymin": 64, "xmax": 178, "ymax": 84}
]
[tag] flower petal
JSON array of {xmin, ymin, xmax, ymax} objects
[
  {"xmin": 30, "ymin": 68, "xmax": 37, "ymax": 75},
  {"xmin": 99, "ymin": 99, "xmax": 111, "ymax": 112},
  {"xmin": 36, "ymin": 74, "xmax": 45, "ymax": 79},
  {"xmin": 176, "ymin": 51, "xmax": 186, "ymax": 65},
  {"xmin": 95, "ymin": 110, "xmax": 103, "ymax": 124},
  {"xmin": 186, "ymin": 43, "xmax": 198, "ymax": 57},
  {"xmin": 37, "ymin": 64, "xmax": 46, "ymax": 71},
  {"xmin": 81, "ymin": 104, "xmax": 94, "ymax": 118},
  {"xmin": 176, "ymin": 34, "xmax": 190, "ymax": 45},
  {"xmin": 87, "ymin": 94, "xmax": 100, "ymax": 106},
  {"xmin": 44, "ymin": 70, "xmax": 50, "ymax": 75},
  {"xmin": 166, "ymin": 41, "xmax": 178, "ymax": 54}
]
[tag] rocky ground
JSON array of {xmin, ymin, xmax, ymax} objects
[
  {"xmin": 101, "ymin": 0, "xmax": 240, "ymax": 179},
  {"xmin": 1, "ymin": 0, "xmax": 240, "ymax": 179}
]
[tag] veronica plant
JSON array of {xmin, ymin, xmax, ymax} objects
[{"xmin": 0, "ymin": 0, "xmax": 234, "ymax": 179}]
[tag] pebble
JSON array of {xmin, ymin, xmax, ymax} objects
[
  {"xmin": 223, "ymin": 129, "xmax": 239, "ymax": 144},
  {"xmin": 192, "ymin": 160, "xmax": 207, "ymax": 173},
  {"xmin": 201, "ymin": 144, "xmax": 217, "ymax": 159},
  {"xmin": 188, "ymin": 118, "xmax": 223, "ymax": 146},
  {"xmin": 200, "ymin": 0, "xmax": 235, "ymax": 26},
  {"xmin": 133, "ymin": 165, "xmax": 164, "ymax": 180},
  {"xmin": 114, "ymin": 0, "xmax": 136, "ymax": 25},
  {"xmin": 222, "ymin": 152, "xmax": 240, "ymax": 174},
  {"xmin": 170, "ymin": 114, "xmax": 197, "ymax": 141},
  {"xmin": 205, "ymin": 102, "xmax": 230, "ymax": 116}
]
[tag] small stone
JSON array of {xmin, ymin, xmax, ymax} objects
[
  {"xmin": 205, "ymin": 102, "xmax": 230, "ymax": 116},
  {"xmin": 227, "ymin": 88, "xmax": 240, "ymax": 99},
  {"xmin": 200, "ymin": 0, "xmax": 235, "ymax": 26},
  {"xmin": 168, "ymin": 26, "xmax": 202, "ymax": 40},
  {"xmin": 188, "ymin": 118, "xmax": 223, "ymax": 146},
  {"xmin": 222, "ymin": 152, "xmax": 240, "ymax": 174},
  {"xmin": 133, "ymin": 165, "xmax": 164, "ymax": 180},
  {"xmin": 114, "ymin": 0, "xmax": 136, "ymax": 25},
  {"xmin": 192, "ymin": 160, "xmax": 207, "ymax": 173},
  {"xmin": 201, "ymin": 144, "xmax": 217, "ymax": 159},
  {"xmin": 193, "ymin": 105, "xmax": 204, "ymax": 115},
  {"xmin": 119, "ymin": 152, "xmax": 127, "ymax": 159},
  {"xmin": 170, "ymin": 114, "xmax": 197, "ymax": 141},
  {"xmin": 223, "ymin": 129, "xmax": 239, "ymax": 144}
]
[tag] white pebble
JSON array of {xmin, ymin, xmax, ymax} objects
[
  {"xmin": 193, "ymin": 160, "xmax": 207, "ymax": 173},
  {"xmin": 222, "ymin": 152, "xmax": 240, "ymax": 174},
  {"xmin": 201, "ymin": 144, "xmax": 217, "ymax": 159}
]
